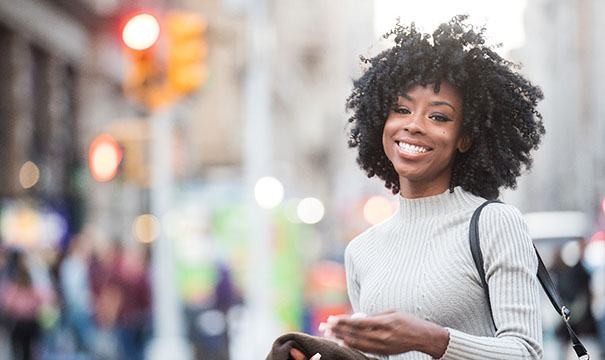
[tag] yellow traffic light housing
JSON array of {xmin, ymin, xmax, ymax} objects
[{"xmin": 167, "ymin": 12, "xmax": 208, "ymax": 95}]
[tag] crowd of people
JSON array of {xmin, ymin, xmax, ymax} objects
[{"xmin": 0, "ymin": 232, "xmax": 152, "ymax": 360}]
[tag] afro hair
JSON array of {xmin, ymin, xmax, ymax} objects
[{"xmin": 346, "ymin": 15, "xmax": 545, "ymax": 199}]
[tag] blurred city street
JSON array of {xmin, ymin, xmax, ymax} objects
[{"xmin": 0, "ymin": 0, "xmax": 604, "ymax": 359}]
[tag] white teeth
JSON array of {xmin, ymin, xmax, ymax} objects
[{"xmin": 397, "ymin": 141, "xmax": 429, "ymax": 154}]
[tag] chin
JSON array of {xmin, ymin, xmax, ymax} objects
[{"xmin": 393, "ymin": 166, "xmax": 425, "ymax": 180}]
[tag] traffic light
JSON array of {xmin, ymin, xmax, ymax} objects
[
  {"xmin": 89, "ymin": 134, "xmax": 122, "ymax": 182},
  {"xmin": 121, "ymin": 12, "xmax": 165, "ymax": 107},
  {"xmin": 166, "ymin": 12, "xmax": 208, "ymax": 95},
  {"xmin": 122, "ymin": 13, "xmax": 160, "ymax": 51}
]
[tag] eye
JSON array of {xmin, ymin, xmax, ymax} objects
[
  {"xmin": 391, "ymin": 106, "xmax": 410, "ymax": 115},
  {"xmin": 429, "ymin": 113, "xmax": 452, "ymax": 122}
]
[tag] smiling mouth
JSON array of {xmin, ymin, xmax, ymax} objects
[{"xmin": 396, "ymin": 141, "xmax": 432, "ymax": 154}]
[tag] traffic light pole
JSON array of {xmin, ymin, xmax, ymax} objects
[
  {"xmin": 145, "ymin": 106, "xmax": 192, "ymax": 360},
  {"xmin": 236, "ymin": 0, "xmax": 280, "ymax": 358}
]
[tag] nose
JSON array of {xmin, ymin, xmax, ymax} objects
[{"xmin": 404, "ymin": 113, "xmax": 425, "ymax": 134}]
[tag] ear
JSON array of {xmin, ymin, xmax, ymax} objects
[{"xmin": 457, "ymin": 134, "xmax": 472, "ymax": 153}]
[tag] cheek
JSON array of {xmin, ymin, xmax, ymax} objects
[
  {"xmin": 382, "ymin": 125, "xmax": 393, "ymax": 154},
  {"xmin": 382, "ymin": 134, "xmax": 392, "ymax": 159}
]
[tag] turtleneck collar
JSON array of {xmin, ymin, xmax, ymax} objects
[{"xmin": 396, "ymin": 186, "xmax": 485, "ymax": 219}]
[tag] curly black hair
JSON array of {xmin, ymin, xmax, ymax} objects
[{"xmin": 346, "ymin": 15, "xmax": 545, "ymax": 199}]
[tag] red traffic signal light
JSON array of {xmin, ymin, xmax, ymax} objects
[
  {"xmin": 122, "ymin": 13, "xmax": 161, "ymax": 51},
  {"xmin": 89, "ymin": 134, "xmax": 122, "ymax": 182}
]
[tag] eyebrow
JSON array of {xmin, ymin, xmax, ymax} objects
[
  {"xmin": 430, "ymin": 101, "xmax": 457, "ymax": 113},
  {"xmin": 399, "ymin": 94, "xmax": 458, "ymax": 113}
]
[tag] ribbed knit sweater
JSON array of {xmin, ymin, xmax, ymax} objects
[{"xmin": 344, "ymin": 187, "xmax": 543, "ymax": 359}]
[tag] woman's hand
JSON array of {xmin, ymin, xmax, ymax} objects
[
  {"xmin": 328, "ymin": 311, "xmax": 449, "ymax": 358},
  {"xmin": 289, "ymin": 349, "xmax": 321, "ymax": 360}
]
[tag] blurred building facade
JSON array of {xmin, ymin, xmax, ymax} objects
[
  {"xmin": 511, "ymin": 0, "xmax": 605, "ymax": 223},
  {"xmin": 0, "ymin": 0, "xmax": 126, "ymax": 246}
]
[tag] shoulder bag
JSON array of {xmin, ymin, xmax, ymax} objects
[{"xmin": 470, "ymin": 200, "xmax": 590, "ymax": 360}]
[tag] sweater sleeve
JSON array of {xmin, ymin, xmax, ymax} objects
[
  {"xmin": 345, "ymin": 243, "xmax": 361, "ymax": 313},
  {"xmin": 440, "ymin": 204, "xmax": 543, "ymax": 360}
]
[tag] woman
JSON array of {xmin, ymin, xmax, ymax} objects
[{"xmin": 305, "ymin": 16, "xmax": 545, "ymax": 359}]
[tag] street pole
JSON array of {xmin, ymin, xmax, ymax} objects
[
  {"xmin": 145, "ymin": 106, "xmax": 192, "ymax": 360},
  {"xmin": 235, "ymin": 0, "xmax": 280, "ymax": 358}
]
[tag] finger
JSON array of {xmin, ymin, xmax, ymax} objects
[
  {"xmin": 350, "ymin": 312, "xmax": 368, "ymax": 319},
  {"xmin": 326, "ymin": 314, "xmax": 349, "ymax": 326},
  {"xmin": 310, "ymin": 353, "xmax": 322, "ymax": 360},
  {"xmin": 331, "ymin": 322, "xmax": 381, "ymax": 345},
  {"xmin": 333, "ymin": 316, "xmax": 385, "ymax": 331},
  {"xmin": 318, "ymin": 322, "xmax": 330, "ymax": 333},
  {"xmin": 374, "ymin": 309, "xmax": 397, "ymax": 316},
  {"xmin": 290, "ymin": 348, "xmax": 307, "ymax": 360},
  {"xmin": 337, "ymin": 330, "xmax": 387, "ymax": 354}
]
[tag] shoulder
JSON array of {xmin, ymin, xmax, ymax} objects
[
  {"xmin": 479, "ymin": 202, "xmax": 528, "ymax": 232},
  {"xmin": 345, "ymin": 216, "xmax": 396, "ymax": 262},
  {"xmin": 477, "ymin": 202, "xmax": 537, "ymax": 266}
]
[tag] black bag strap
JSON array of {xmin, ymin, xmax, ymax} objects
[{"xmin": 469, "ymin": 200, "xmax": 590, "ymax": 360}]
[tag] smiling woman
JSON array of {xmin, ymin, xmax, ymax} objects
[{"xmin": 333, "ymin": 15, "xmax": 546, "ymax": 360}]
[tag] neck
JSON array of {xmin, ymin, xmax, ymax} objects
[
  {"xmin": 399, "ymin": 180, "xmax": 451, "ymax": 199},
  {"xmin": 395, "ymin": 186, "xmax": 484, "ymax": 219}
]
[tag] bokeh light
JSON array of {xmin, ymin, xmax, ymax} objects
[
  {"xmin": 254, "ymin": 176, "xmax": 284, "ymax": 209},
  {"xmin": 19, "ymin": 161, "xmax": 40, "ymax": 189},
  {"xmin": 197, "ymin": 309, "xmax": 226, "ymax": 336},
  {"xmin": 560, "ymin": 240, "xmax": 581, "ymax": 267},
  {"xmin": 592, "ymin": 231, "xmax": 605, "ymax": 242},
  {"xmin": 1, "ymin": 205, "xmax": 39, "ymax": 248},
  {"xmin": 585, "ymin": 238, "xmax": 605, "ymax": 268},
  {"xmin": 89, "ymin": 134, "xmax": 122, "ymax": 182},
  {"xmin": 297, "ymin": 197, "xmax": 325, "ymax": 224},
  {"xmin": 363, "ymin": 195, "xmax": 395, "ymax": 225},
  {"xmin": 122, "ymin": 13, "xmax": 161, "ymax": 51},
  {"xmin": 133, "ymin": 213, "xmax": 161, "ymax": 243}
]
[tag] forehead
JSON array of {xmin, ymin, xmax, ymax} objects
[{"xmin": 401, "ymin": 82, "xmax": 462, "ymax": 104}]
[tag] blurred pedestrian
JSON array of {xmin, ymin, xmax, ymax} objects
[
  {"xmin": 550, "ymin": 244, "xmax": 597, "ymax": 359},
  {"xmin": 0, "ymin": 244, "xmax": 11, "ymax": 357},
  {"xmin": 0, "ymin": 251, "xmax": 44, "ymax": 360},
  {"xmin": 307, "ymin": 15, "xmax": 545, "ymax": 359},
  {"xmin": 110, "ymin": 246, "xmax": 151, "ymax": 360},
  {"xmin": 89, "ymin": 239, "xmax": 123, "ymax": 359},
  {"xmin": 590, "ymin": 264, "xmax": 605, "ymax": 358},
  {"xmin": 59, "ymin": 233, "xmax": 96, "ymax": 354},
  {"xmin": 197, "ymin": 262, "xmax": 241, "ymax": 360}
]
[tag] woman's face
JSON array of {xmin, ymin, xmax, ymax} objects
[{"xmin": 382, "ymin": 82, "xmax": 466, "ymax": 198}]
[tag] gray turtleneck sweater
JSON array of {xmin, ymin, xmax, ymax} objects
[{"xmin": 345, "ymin": 187, "xmax": 543, "ymax": 359}]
